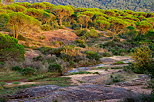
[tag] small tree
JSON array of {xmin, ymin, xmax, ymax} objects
[
  {"xmin": 0, "ymin": 33, "xmax": 25, "ymax": 62},
  {"xmin": 3, "ymin": 4, "xmax": 27, "ymax": 12},
  {"xmin": 131, "ymin": 46, "xmax": 153, "ymax": 74},
  {"xmin": 52, "ymin": 5, "xmax": 74, "ymax": 26},
  {"xmin": 136, "ymin": 21, "xmax": 152, "ymax": 34},
  {"xmin": 31, "ymin": 2, "xmax": 46, "ymax": 9},
  {"xmin": 0, "ymin": 13, "xmax": 9, "ymax": 30},
  {"xmin": 96, "ymin": 20, "xmax": 110, "ymax": 30},
  {"xmin": 8, "ymin": 12, "xmax": 40, "ymax": 38},
  {"xmin": 25, "ymin": 8, "xmax": 55, "ymax": 24},
  {"xmin": 108, "ymin": 17, "xmax": 129, "ymax": 39},
  {"xmin": 77, "ymin": 14, "xmax": 91, "ymax": 29}
]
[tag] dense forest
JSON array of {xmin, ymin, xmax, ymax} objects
[
  {"xmin": 0, "ymin": 1, "xmax": 154, "ymax": 101},
  {"xmin": 15, "ymin": 0, "xmax": 154, "ymax": 12}
]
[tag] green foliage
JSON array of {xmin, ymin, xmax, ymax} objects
[
  {"xmin": 69, "ymin": 71, "xmax": 96, "ymax": 75},
  {"xmin": 131, "ymin": 46, "xmax": 153, "ymax": 74},
  {"xmin": 12, "ymin": 82, "xmax": 20, "ymax": 84},
  {"xmin": 101, "ymin": 52, "xmax": 111, "ymax": 57},
  {"xmin": 85, "ymin": 51, "xmax": 101, "ymax": 61},
  {"xmin": 110, "ymin": 74, "xmax": 124, "ymax": 83},
  {"xmin": 41, "ymin": 24, "xmax": 51, "ymax": 31},
  {"xmin": 20, "ymin": 67, "xmax": 36, "ymax": 76},
  {"xmin": 3, "ymin": 4, "xmax": 27, "ymax": 12},
  {"xmin": 38, "ymin": 47, "xmax": 64, "ymax": 55},
  {"xmin": 12, "ymin": 66, "xmax": 22, "ymax": 72},
  {"xmin": 88, "ymin": 28, "xmax": 99, "ymax": 38},
  {"xmin": 0, "ymin": 33, "xmax": 25, "ymax": 62},
  {"xmin": 52, "ymin": 5, "xmax": 74, "ymax": 26},
  {"xmin": 48, "ymin": 63, "xmax": 62, "ymax": 74},
  {"xmin": 31, "ymin": 2, "xmax": 46, "ymax": 9},
  {"xmin": 96, "ymin": 20, "xmax": 110, "ymax": 30},
  {"xmin": 0, "ymin": 13, "xmax": 10, "ymax": 29},
  {"xmin": 100, "ymin": 41, "xmax": 130, "ymax": 55},
  {"xmin": 136, "ymin": 21, "xmax": 152, "ymax": 34},
  {"xmin": 113, "ymin": 61, "xmax": 125, "ymax": 65},
  {"xmin": 8, "ymin": 12, "xmax": 40, "ymax": 38},
  {"xmin": 25, "ymin": 8, "xmax": 55, "ymax": 24},
  {"xmin": 15, "ymin": 2, "xmax": 32, "ymax": 8}
]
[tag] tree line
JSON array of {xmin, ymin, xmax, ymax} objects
[{"xmin": 0, "ymin": 1, "xmax": 153, "ymax": 39}]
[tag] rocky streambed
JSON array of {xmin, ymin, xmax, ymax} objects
[{"xmin": 7, "ymin": 56, "xmax": 152, "ymax": 102}]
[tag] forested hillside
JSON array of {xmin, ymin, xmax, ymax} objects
[
  {"xmin": 0, "ymin": 1, "xmax": 154, "ymax": 101},
  {"xmin": 15, "ymin": 0, "xmax": 154, "ymax": 12}
]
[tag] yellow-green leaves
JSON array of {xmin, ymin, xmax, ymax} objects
[
  {"xmin": 8, "ymin": 12, "xmax": 40, "ymax": 38},
  {"xmin": 0, "ymin": 13, "xmax": 9, "ymax": 29},
  {"xmin": 136, "ymin": 21, "xmax": 152, "ymax": 34},
  {"xmin": 53, "ymin": 5, "xmax": 74, "ymax": 26}
]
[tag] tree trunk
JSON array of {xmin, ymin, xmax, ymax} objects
[
  {"xmin": 59, "ymin": 18, "xmax": 62, "ymax": 27},
  {"xmin": 80, "ymin": 24, "xmax": 82, "ymax": 30}
]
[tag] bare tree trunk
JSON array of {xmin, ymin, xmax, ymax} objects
[
  {"xmin": 80, "ymin": 24, "xmax": 82, "ymax": 30},
  {"xmin": 59, "ymin": 18, "xmax": 62, "ymax": 27}
]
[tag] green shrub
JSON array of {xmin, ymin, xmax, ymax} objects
[
  {"xmin": 113, "ymin": 61, "xmax": 125, "ymax": 65},
  {"xmin": 78, "ymin": 43, "xmax": 86, "ymax": 48},
  {"xmin": 110, "ymin": 74, "xmax": 124, "ymax": 83},
  {"xmin": 85, "ymin": 51, "xmax": 101, "ymax": 60},
  {"xmin": 33, "ymin": 55, "xmax": 43, "ymax": 61},
  {"xmin": 37, "ymin": 47, "xmax": 64, "ymax": 55},
  {"xmin": 131, "ymin": 46, "xmax": 153, "ymax": 75},
  {"xmin": 0, "ymin": 98, "xmax": 7, "ymax": 102},
  {"xmin": 88, "ymin": 29, "xmax": 99, "ymax": 38},
  {"xmin": 12, "ymin": 82, "xmax": 20, "ymax": 84},
  {"xmin": 18, "ymin": 34, "xmax": 27, "ymax": 41},
  {"xmin": 74, "ymin": 29, "xmax": 88, "ymax": 37},
  {"xmin": 41, "ymin": 24, "xmax": 51, "ymax": 31},
  {"xmin": 51, "ymin": 41, "xmax": 64, "ymax": 46},
  {"xmin": 101, "ymin": 52, "xmax": 111, "ymax": 57},
  {"xmin": 75, "ymin": 39, "xmax": 85, "ymax": 44},
  {"xmin": 0, "ymin": 62, "xmax": 4, "ymax": 65},
  {"xmin": 12, "ymin": 66, "xmax": 23, "ymax": 72},
  {"xmin": 39, "ymin": 35, "xmax": 46, "ymax": 40},
  {"xmin": 20, "ymin": 67, "xmax": 36, "ymax": 76},
  {"xmin": 48, "ymin": 63, "xmax": 62, "ymax": 74},
  {"xmin": 0, "ymin": 33, "xmax": 25, "ymax": 62}
]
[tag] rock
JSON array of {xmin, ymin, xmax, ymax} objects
[
  {"xmin": 9, "ymin": 85, "xmax": 138, "ymax": 102},
  {"xmin": 91, "ymin": 64, "xmax": 105, "ymax": 68},
  {"xmin": 100, "ymin": 58, "xmax": 116, "ymax": 63},
  {"xmin": 66, "ymin": 67, "xmax": 89, "ymax": 75},
  {"xmin": 9, "ymin": 85, "xmax": 60, "ymax": 99}
]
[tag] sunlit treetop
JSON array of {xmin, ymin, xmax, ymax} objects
[
  {"xmin": 15, "ymin": 2, "xmax": 32, "ymax": 8},
  {"xmin": 31, "ymin": 2, "xmax": 46, "ymax": 9},
  {"xmin": 3, "ymin": 4, "xmax": 27, "ymax": 12}
]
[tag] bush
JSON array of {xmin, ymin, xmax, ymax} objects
[
  {"xmin": 131, "ymin": 46, "xmax": 153, "ymax": 75},
  {"xmin": 20, "ymin": 67, "xmax": 36, "ymax": 76},
  {"xmin": 18, "ymin": 34, "xmax": 27, "ymax": 41},
  {"xmin": 37, "ymin": 47, "xmax": 64, "ymax": 55},
  {"xmin": 88, "ymin": 29, "xmax": 99, "ymax": 38},
  {"xmin": 12, "ymin": 66, "xmax": 22, "ymax": 72},
  {"xmin": 74, "ymin": 29, "xmax": 88, "ymax": 37},
  {"xmin": 85, "ymin": 51, "xmax": 101, "ymax": 61},
  {"xmin": 101, "ymin": 52, "xmax": 111, "ymax": 57},
  {"xmin": 0, "ymin": 33, "xmax": 25, "ymax": 62},
  {"xmin": 48, "ymin": 63, "xmax": 62, "ymax": 74},
  {"xmin": 41, "ymin": 24, "xmax": 51, "ymax": 31},
  {"xmin": 78, "ymin": 43, "xmax": 86, "ymax": 48}
]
